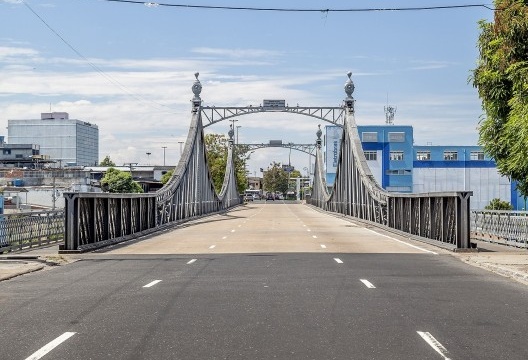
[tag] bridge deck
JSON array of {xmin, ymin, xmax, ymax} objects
[{"xmin": 108, "ymin": 203, "xmax": 442, "ymax": 255}]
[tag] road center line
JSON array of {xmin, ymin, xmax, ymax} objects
[
  {"xmin": 222, "ymin": 236, "xmax": 227, "ymax": 239},
  {"xmin": 312, "ymin": 235, "xmax": 317, "ymax": 238},
  {"xmin": 209, "ymin": 245, "xmax": 216, "ymax": 249},
  {"xmin": 25, "ymin": 332, "xmax": 76, "ymax": 360},
  {"xmin": 363, "ymin": 228, "xmax": 438, "ymax": 255},
  {"xmin": 360, "ymin": 279, "xmax": 376, "ymax": 288},
  {"xmin": 187, "ymin": 259, "xmax": 197, "ymax": 264},
  {"xmin": 417, "ymin": 331, "xmax": 452, "ymax": 360},
  {"xmin": 320, "ymin": 244, "xmax": 326, "ymax": 249},
  {"xmin": 334, "ymin": 258, "xmax": 343, "ymax": 264},
  {"xmin": 143, "ymin": 280, "xmax": 162, "ymax": 288},
  {"xmin": 307, "ymin": 229, "xmax": 311, "ymax": 232},
  {"xmin": 231, "ymin": 229, "xmax": 235, "ymax": 233}
]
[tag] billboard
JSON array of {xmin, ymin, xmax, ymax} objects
[{"xmin": 263, "ymin": 99, "xmax": 286, "ymax": 109}]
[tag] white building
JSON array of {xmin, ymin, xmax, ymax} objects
[{"xmin": 8, "ymin": 112, "xmax": 99, "ymax": 167}]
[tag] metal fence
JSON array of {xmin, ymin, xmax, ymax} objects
[
  {"xmin": 471, "ymin": 210, "xmax": 528, "ymax": 248},
  {"xmin": 0, "ymin": 210, "xmax": 65, "ymax": 253}
]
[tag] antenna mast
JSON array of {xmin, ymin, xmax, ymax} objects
[{"xmin": 384, "ymin": 94, "xmax": 396, "ymax": 125}]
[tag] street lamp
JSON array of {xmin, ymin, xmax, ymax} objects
[
  {"xmin": 236, "ymin": 125, "xmax": 242, "ymax": 144},
  {"xmin": 146, "ymin": 152, "xmax": 151, "ymax": 165},
  {"xmin": 162, "ymin": 146, "xmax": 167, "ymax": 166},
  {"xmin": 230, "ymin": 119, "xmax": 238, "ymax": 137},
  {"xmin": 178, "ymin": 141, "xmax": 184, "ymax": 156}
]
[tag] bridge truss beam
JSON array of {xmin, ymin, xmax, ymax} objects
[
  {"xmin": 201, "ymin": 106, "xmax": 345, "ymax": 128},
  {"xmin": 236, "ymin": 143, "xmax": 316, "ymax": 157}
]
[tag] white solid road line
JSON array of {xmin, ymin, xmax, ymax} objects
[
  {"xmin": 363, "ymin": 228, "xmax": 438, "ymax": 255},
  {"xmin": 417, "ymin": 331, "xmax": 452, "ymax": 360},
  {"xmin": 25, "ymin": 332, "xmax": 76, "ymax": 360},
  {"xmin": 320, "ymin": 244, "xmax": 327, "ymax": 249},
  {"xmin": 187, "ymin": 259, "xmax": 197, "ymax": 264},
  {"xmin": 143, "ymin": 280, "xmax": 162, "ymax": 288},
  {"xmin": 360, "ymin": 279, "xmax": 376, "ymax": 288},
  {"xmin": 334, "ymin": 258, "xmax": 343, "ymax": 264},
  {"xmin": 209, "ymin": 245, "xmax": 216, "ymax": 249}
]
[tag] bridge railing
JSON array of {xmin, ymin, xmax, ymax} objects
[
  {"xmin": 471, "ymin": 210, "xmax": 528, "ymax": 248},
  {"xmin": 0, "ymin": 210, "xmax": 64, "ymax": 253},
  {"xmin": 62, "ymin": 89, "xmax": 241, "ymax": 252},
  {"xmin": 309, "ymin": 75, "xmax": 472, "ymax": 249}
]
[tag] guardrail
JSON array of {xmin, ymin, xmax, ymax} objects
[
  {"xmin": 0, "ymin": 210, "xmax": 65, "ymax": 253},
  {"xmin": 471, "ymin": 210, "xmax": 528, "ymax": 248}
]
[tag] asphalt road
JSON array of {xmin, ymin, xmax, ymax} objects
[{"xmin": 1, "ymin": 203, "xmax": 527, "ymax": 359}]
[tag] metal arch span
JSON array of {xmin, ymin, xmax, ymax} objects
[
  {"xmin": 201, "ymin": 106, "xmax": 345, "ymax": 128},
  {"xmin": 309, "ymin": 73, "xmax": 472, "ymax": 249},
  {"xmin": 237, "ymin": 143, "xmax": 316, "ymax": 157}
]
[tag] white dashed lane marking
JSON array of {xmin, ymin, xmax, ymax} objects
[
  {"xmin": 417, "ymin": 331, "xmax": 452, "ymax": 360},
  {"xmin": 25, "ymin": 332, "xmax": 76, "ymax": 360},
  {"xmin": 334, "ymin": 258, "xmax": 343, "ymax": 264},
  {"xmin": 187, "ymin": 259, "xmax": 197, "ymax": 264},
  {"xmin": 360, "ymin": 279, "xmax": 376, "ymax": 289},
  {"xmin": 209, "ymin": 245, "xmax": 216, "ymax": 249},
  {"xmin": 320, "ymin": 244, "xmax": 326, "ymax": 249},
  {"xmin": 143, "ymin": 280, "xmax": 162, "ymax": 288}
]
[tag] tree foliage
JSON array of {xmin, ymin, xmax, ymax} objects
[
  {"xmin": 204, "ymin": 134, "xmax": 250, "ymax": 194},
  {"xmin": 263, "ymin": 162, "xmax": 289, "ymax": 194},
  {"xmin": 472, "ymin": 0, "xmax": 528, "ymax": 195},
  {"xmin": 485, "ymin": 198, "xmax": 513, "ymax": 210},
  {"xmin": 160, "ymin": 169, "xmax": 173, "ymax": 185},
  {"xmin": 100, "ymin": 167, "xmax": 143, "ymax": 193},
  {"xmin": 99, "ymin": 155, "xmax": 116, "ymax": 167}
]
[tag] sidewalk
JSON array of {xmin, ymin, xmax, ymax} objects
[{"xmin": 1, "ymin": 241, "xmax": 527, "ymax": 285}]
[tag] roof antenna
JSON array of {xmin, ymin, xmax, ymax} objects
[{"xmin": 384, "ymin": 93, "xmax": 396, "ymax": 125}]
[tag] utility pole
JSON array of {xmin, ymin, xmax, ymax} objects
[
  {"xmin": 178, "ymin": 141, "xmax": 184, "ymax": 156},
  {"xmin": 146, "ymin": 152, "xmax": 151, "ymax": 165},
  {"xmin": 162, "ymin": 146, "xmax": 167, "ymax": 166}
]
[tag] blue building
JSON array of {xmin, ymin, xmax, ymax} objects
[{"xmin": 324, "ymin": 125, "xmax": 520, "ymax": 210}]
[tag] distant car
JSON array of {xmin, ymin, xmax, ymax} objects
[
  {"xmin": 266, "ymin": 193, "xmax": 274, "ymax": 201},
  {"xmin": 252, "ymin": 194, "xmax": 260, "ymax": 200},
  {"xmin": 244, "ymin": 194, "xmax": 253, "ymax": 202}
]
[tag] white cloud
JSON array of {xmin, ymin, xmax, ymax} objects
[{"xmin": 191, "ymin": 47, "xmax": 282, "ymax": 59}]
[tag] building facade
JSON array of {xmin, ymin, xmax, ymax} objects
[
  {"xmin": 325, "ymin": 125, "xmax": 519, "ymax": 210},
  {"xmin": 8, "ymin": 112, "xmax": 99, "ymax": 167}
]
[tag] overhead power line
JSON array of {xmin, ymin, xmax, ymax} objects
[
  {"xmin": 21, "ymin": 0, "xmax": 177, "ymax": 114},
  {"xmin": 100, "ymin": 0, "xmax": 497, "ymax": 12}
]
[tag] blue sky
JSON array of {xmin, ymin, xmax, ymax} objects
[{"xmin": 1, "ymin": 0, "xmax": 493, "ymax": 175}]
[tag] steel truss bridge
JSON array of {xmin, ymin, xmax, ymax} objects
[
  {"xmin": 62, "ymin": 72, "xmax": 472, "ymax": 252},
  {"xmin": 237, "ymin": 143, "xmax": 316, "ymax": 157}
]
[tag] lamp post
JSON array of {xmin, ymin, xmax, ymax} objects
[
  {"xmin": 230, "ymin": 119, "xmax": 238, "ymax": 138},
  {"xmin": 236, "ymin": 125, "xmax": 242, "ymax": 144},
  {"xmin": 178, "ymin": 141, "xmax": 184, "ymax": 156},
  {"xmin": 146, "ymin": 152, "xmax": 151, "ymax": 165},
  {"xmin": 162, "ymin": 146, "xmax": 167, "ymax": 166}
]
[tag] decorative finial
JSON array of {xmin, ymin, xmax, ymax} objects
[
  {"xmin": 228, "ymin": 123, "xmax": 235, "ymax": 142},
  {"xmin": 316, "ymin": 124, "xmax": 323, "ymax": 148},
  {"xmin": 344, "ymin": 71, "xmax": 354, "ymax": 98},
  {"xmin": 191, "ymin": 72, "xmax": 202, "ymax": 109}
]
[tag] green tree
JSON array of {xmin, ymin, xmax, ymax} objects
[
  {"xmin": 100, "ymin": 167, "xmax": 143, "ymax": 193},
  {"xmin": 99, "ymin": 155, "xmax": 116, "ymax": 167},
  {"xmin": 485, "ymin": 198, "xmax": 513, "ymax": 210},
  {"xmin": 204, "ymin": 133, "xmax": 250, "ymax": 194},
  {"xmin": 263, "ymin": 162, "xmax": 289, "ymax": 194},
  {"xmin": 160, "ymin": 169, "xmax": 173, "ymax": 185},
  {"xmin": 471, "ymin": 0, "xmax": 528, "ymax": 195}
]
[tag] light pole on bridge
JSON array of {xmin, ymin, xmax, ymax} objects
[{"xmin": 162, "ymin": 146, "xmax": 167, "ymax": 166}]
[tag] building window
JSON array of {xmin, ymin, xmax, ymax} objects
[
  {"xmin": 388, "ymin": 132, "xmax": 405, "ymax": 142},
  {"xmin": 416, "ymin": 151, "xmax": 430, "ymax": 160},
  {"xmin": 364, "ymin": 151, "xmax": 377, "ymax": 161},
  {"xmin": 386, "ymin": 169, "xmax": 412, "ymax": 175},
  {"xmin": 3, "ymin": 149, "xmax": 11, "ymax": 155},
  {"xmin": 470, "ymin": 151, "xmax": 485, "ymax": 160},
  {"xmin": 362, "ymin": 132, "xmax": 378, "ymax": 142},
  {"xmin": 444, "ymin": 151, "xmax": 458, "ymax": 160},
  {"xmin": 390, "ymin": 151, "xmax": 404, "ymax": 161},
  {"xmin": 15, "ymin": 154, "xmax": 23, "ymax": 158}
]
